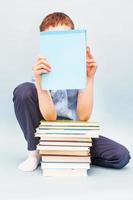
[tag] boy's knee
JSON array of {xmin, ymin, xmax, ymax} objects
[
  {"xmin": 13, "ymin": 82, "xmax": 36, "ymax": 102},
  {"xmin": 112, "ymin": 146, "xmax": 131, "ymax": 169}
]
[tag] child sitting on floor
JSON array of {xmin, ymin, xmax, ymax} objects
[{"xmin": 13, "ymin": 12, "xmax": 130, "ymax": 171}]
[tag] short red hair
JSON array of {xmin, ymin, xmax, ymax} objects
[{"xmin": 40, "ymin": 12, "xmax": 75, "ymax": 32}]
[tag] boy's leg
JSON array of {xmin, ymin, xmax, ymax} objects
[
  {"xmin": 91, "ymin": 136, "xmax": 131, "ymax": 169},
  {"xmin": 13, "ymin": 82, "xmax": 43, "ymax": 171},
  {"xmin": 13, "ymin": 82, "xmax": 43, "ymax": 151}
]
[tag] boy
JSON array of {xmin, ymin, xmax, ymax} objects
[{"xmin": 13, "ymin": 12, "xmax": 130, "ymax": 172}]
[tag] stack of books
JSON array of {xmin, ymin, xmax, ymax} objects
[{"xmin": 35, "ymin": 120, "xmax": 100, "ymax": 177}]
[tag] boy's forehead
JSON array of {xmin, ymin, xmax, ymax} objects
[{"xmin": 45, "ymin": 24, "xmax": 72, "ymax": 31}]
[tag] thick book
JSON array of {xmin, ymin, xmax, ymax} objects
[
  {"xmin": 41, "ymin": 156, "xmax": 91, "ymax": 163},
  {"xmin": 40, "ymin": 29, "xmax": 87, "ymax": 90}
]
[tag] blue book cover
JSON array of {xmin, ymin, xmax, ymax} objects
[{"xmin": 40, "ymin": 29, "xmax": 87, "ymax": 90}]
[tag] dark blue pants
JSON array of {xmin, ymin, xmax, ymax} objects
[{"xmin": 13, "ymin": 82, "xmax": 131, "ymax": 169}]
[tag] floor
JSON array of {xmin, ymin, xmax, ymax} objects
[{"xmin": 0, "ymin": 121, "xmax": 133, "ymax": 200}]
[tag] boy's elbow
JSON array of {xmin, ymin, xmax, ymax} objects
[
  {"xmin": 77, "ymin": 112, "xmax": 91, "ymax": 122},
  {"xmin": 78, "ymin": 115, "xmax": 90, "ymax": 121},
  {"xmin": 77, "ymin": 109, "xmax": 91, "ymax": 121},
  {"xmin": 43, "ymin": 112, "xmax": 57, "ymax": 121}
]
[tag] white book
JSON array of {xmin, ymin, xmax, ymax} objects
[
  {"xmin": 37, "ymin": 145, "xmax": 90, "ymax": 151},
  {"xmin": 35, "ymin": 133, "xmax": 99, "ymax": 139},
  {"xmin": 39, "ymin": 141, "xmax": 92, "ymax": 147},
  {"xmin": 39, "ymin": 126, "xmax": 99, "ymax": 130},
  {"xmin": 41, "ymin": 162, "xmax": 90, "ymax": 169},
  {"xmin": 42, "ymin": 168, "xmax": 88, "ymax": 177},
  {"xmin": 37, "ymin": 137, "xmax": 91, "ymax": 142},
  {"xmin": 36, "ymin": 128, "xmax": 99, "ymax": 135}
]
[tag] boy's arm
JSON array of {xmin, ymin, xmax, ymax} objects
[
  {"xmin": 77, "ymin": 78, "xmax": 94, "ymax": 121},
  {"xmin": 36, "ymin": 85, "xmax": 57, "ymax": 121},
  {"xmin": 33, "ymin": 57, "xmax": 57, "ymax": 121},
  {"xmin": 77, "ymin": 47, "xmax": 97, "ymax": 121}
]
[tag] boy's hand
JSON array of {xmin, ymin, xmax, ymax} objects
[
  {"xmin": 33, "ymin": 56, "xmax": 51, "ymax": 78},
  {"xmin": 86, "ymin": 47, "xmax": 97, "ymax": 80},
  {"xmin": 33, "ymin": 56, "xmax": 51, "ymax": 88}
]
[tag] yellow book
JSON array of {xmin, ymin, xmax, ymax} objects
[{"xmin": 39, "ymin": 150, "xmax": 90, "ymax": 156}]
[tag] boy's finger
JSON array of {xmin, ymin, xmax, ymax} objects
[
  {"xmin": 87, "ymin": 63, "xmax": 97, "ymax": 68},
  {"xmin": 86, "ymin": 46, "xmax": 93, "ymax": 59},
  {"xmin": 37, "ymin": 60, "xmax": 51, "ymax": 68},
  {"xmin": 86, "ymin": 58, "xmax": 96, "ymax": 63},
  {"xmin": 36, "ymin": 69, "xmax": 49, "ymax": 75},
  {"xmin": 36, "ymin": 64, "xmax": 51, "ymax": 71},
  {"xmin": 36, "ymin": 60, "xmax": 51, "ymax": 68}
]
